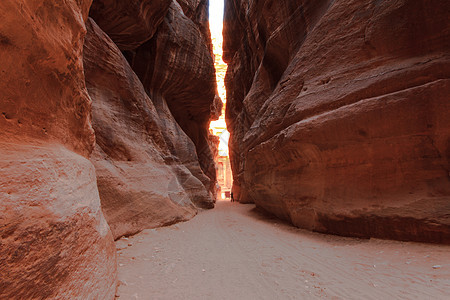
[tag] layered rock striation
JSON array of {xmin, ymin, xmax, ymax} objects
[
  {"xmin": 1, "ymin": 0, "xmax": 218, "ymax": 297},
  {"xmin": 224, "ymin": 0, "xmax": 450, "ymax": 243},
  {"xmin": 0, "ymin": 0, "xmax": 117, "ymax": 298},
  {"xmin": 83, "ymin": 18, "xmax": 211, "ymax": 238},
  {"xmin": 89, "ymin": 0, "xmax": 171, "ymax": 50},
  {"xmin": 86, "ymin": 0, "xmax": 219, "ymax": 238},
  {"xmin": 122, "ymin": 1, "xmax": 220, "ymax": 196}
]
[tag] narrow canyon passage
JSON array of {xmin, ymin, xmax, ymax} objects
[
  {"xmin": 1, "ymin": 0, "xmax": 449, "ymax": 298},
  {"xmin": 115, "ymin": 202, "xmax": 450, "ymax": 299}
]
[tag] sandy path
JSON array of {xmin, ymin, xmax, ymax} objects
[{"xmin": 116, "ymin": 201, "xmax": 450, "ymax": 299}]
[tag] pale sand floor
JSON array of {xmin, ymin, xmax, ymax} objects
[{"xmin": 116, "ymin": 201, "xmax": 450, "ymax": 299}]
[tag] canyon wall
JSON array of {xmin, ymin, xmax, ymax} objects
[
  {"xmin": 87, "ymin": 0, "xmax": 219, "ymax": 238},
  {"xmin": 122, "ymin": 0, "xmax": 220, "ymax": 197},
  {"xmin": 0, "ymin": 0, "xmax": 117, "ymax": 298},
  {"xmin": 1, "ymin": 0, "xmax": 217, "ymax": 297},
  {"xmin": 224, "ymin": 0, "xmax": 450, "ymax": 243}
]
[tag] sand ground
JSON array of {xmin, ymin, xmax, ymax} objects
[{"xmin": 116, "ymin": 201, "xmax": 450, "ymax": 299}]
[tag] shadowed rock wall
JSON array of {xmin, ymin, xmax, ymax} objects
[
  {"xmin": 87, "ymin": 0, "xmax": 219, "ymax": 236},
  {"xmin": 84, "ymin": 18, "xmax": 213, "ymax": 239},
  {"xmin": 89, "ymin": 0, "xmax": 171, "ymax": 50},
  {"xmin": 224, "ymin": 0, "xmax": 450, "ymax": 243},
  {"xmin": 122, "ymin": 1, "xmax": 220, "ymax": 196}
]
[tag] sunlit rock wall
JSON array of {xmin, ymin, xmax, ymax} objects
[
  {"xmin": 0, "ymin": 0, "xmax": 218, "ymax": 297},
  {"xmin": 0, "ymin": 0, "xmax": 117, "ymax": 298},
  {"xmin": 224, "ymin": 0, "xmax": 450, "ymax": 243}
]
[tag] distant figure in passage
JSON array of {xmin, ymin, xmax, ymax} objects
[{"xmin": 230, "ymin": 192, "xmax": 234, "ymax": 202}]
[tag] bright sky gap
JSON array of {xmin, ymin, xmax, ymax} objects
[
  {"xmin": 209, "ymin": 0, "xmax": 229, "ymax": 157},
  {"xmin": 209, "ymin": 0, "xmax": 225, "ymax": 35}
]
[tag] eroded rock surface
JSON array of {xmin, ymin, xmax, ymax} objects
[
  {"xmin": 0, "ymin": 145, "xmax": 116, "ymax": 299},
  {"xmin": 0, "ymin": 0, "xmax": 116, "ymax": 297},
  {"xmin": 84, "ymin": 0, "xmax": 218, "ymax": 238},
  {"xmin": 224, "ymin": 0, "xmax": 450, "ymax": 243},
  {"xmin": 1, "ymin": 0, "xmax": 218, "ymax": 296},
  {"xmin": 89, "ymin": 0, "xmax": 171, "ymax": 50},
  {"xmin": 83, "ymin": 18, "xmax": 214, "ymax": 239},
  {"xmin": 124, "ymin": 1, "xmax": 219, "ymax": 196}
]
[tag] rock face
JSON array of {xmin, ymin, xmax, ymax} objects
[
  {"xmin": 224, "ymin": 0, "xmax": 450, "ymax": 243},
  {"xmin": 84, "ymin": 18, "xmax": 213, "ymax": 238},
  {"xmin": 124, "ymin": 1, "xmax": 219, "ymax": 196},
  {"xmin": 177, "ymin": 0, "xmax": 214, "ymax": 55},
  {"xmin": 0, "ymin": 145, "xmax": 117, "ymax": 299},
  {"xmin": 85, "ymin": 0, "xmax": 219, "ymax": 237},
  {"xmin": 1, "ymin": 0, "xmax": 218, "ymax": 296},
  {"xmin": 89, "ymin": 0, "xmax": 171, "ymax": 50},
  {"xmin": 0, "ymin": 0, "xmax": 117, "ymax": 298}
]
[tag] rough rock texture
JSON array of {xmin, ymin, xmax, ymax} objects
[
  {"xmin": 224, "ymin": 0, "xmax": 450, "ymax": 243},
  {"xmin": 0, "ymin": 0, "xmax": 94, "ymax": 154},
  {"xmin": 124, "ymin": 0, "xmax": 219, "ymax": 196},
  {"xmin": 89, "ymin": 0, "xmax": 171, "ymax": 50},
  {"xmin": 84, "ymin": 18, "xmax": 215, "ymax": 239},
  {"xmin": 0, "ymin": 145, "xmax": 117, "ymax": 299},
  {"xmin": 177, "ymin": 0, "xmax": 214, "ymax": 55},
  {"xmin": 0, "ymin": 0, "xmax": 116, "ymax": 298}
]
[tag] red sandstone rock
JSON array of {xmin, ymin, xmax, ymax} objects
[
  {"xmin": 0, "ymin": 0, "xmax": 117, "ymax": 297},
  {"xmin": 177, "ymin": 0, "xmax": 214, "ymax": 55},
  {"xmin": 89, "ymin": 0, "xmax": 171, "ymax": 50},
  {"xmin": 0, "ymin": 145, "xmax": 117, "ymax": 299},
  {"xmin": 1, "ymin": 0, "xmax": 218, "ymax": 296},
  {"xmin": 224, "ymin": 0, "xmax": 450, "ymax": 243},
  {"xmin": 0, "ymin": 0, "xmax": 94, "ymax": 156},
  {"xmin": 83, "ymin": 18, "xmax": 215, "ymax": 238},
  {"xmin": 125, "ymin": 0, "xmax": 219, "ymax": 197}
]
